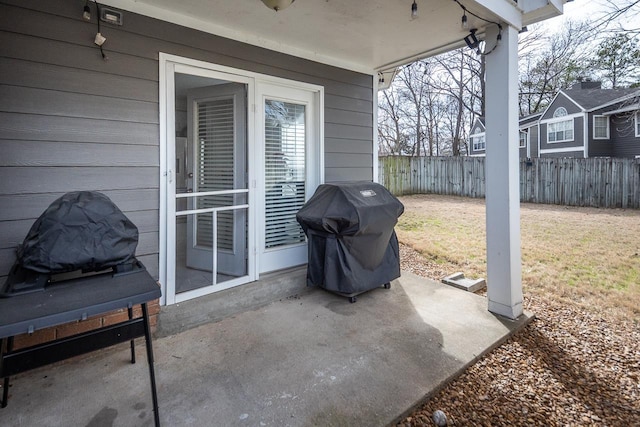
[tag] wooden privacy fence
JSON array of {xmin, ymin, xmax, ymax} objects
[{"xmin": 378, "ymin": 156, "xmax": 640, "ymax": 209}]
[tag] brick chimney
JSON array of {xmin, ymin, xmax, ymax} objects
[{"xmin": 576, "ymin": 77, "xmax": 602, "ymax": 90}]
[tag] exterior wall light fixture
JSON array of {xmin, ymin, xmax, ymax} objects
[{"xmin": 261, "ymin": 0, "xmax": 296, "ymax": 12}]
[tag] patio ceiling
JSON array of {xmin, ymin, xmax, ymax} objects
[{"xmin": 102, "ymin": 0, "xmax": 565, "ymax": 74}]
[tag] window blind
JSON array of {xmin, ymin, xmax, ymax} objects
[
  {"xmin": 195, "ymin": 98, "xmax": 235, "ymax": 251},
  {"xmin": 264, "ymin": 100, "xmax": 306, "ymax": 249}
]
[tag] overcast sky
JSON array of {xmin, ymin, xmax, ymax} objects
[{"xmin": 542, "ymin": 0, "xmax": 640, "ymax": 31}]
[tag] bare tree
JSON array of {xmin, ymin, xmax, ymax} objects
[
  {"xmin": 518, "ymin": 21, "xmax": 591, "ymax": 115},
  {"xmin": 378, "ymin": 88, "xmax": 406, "ymax": 155},
  {"xmin": 396, "ymin": 64, "xmax": 429, "ymax": 156},
  {"xmin": 596, "ymin": 0, "xmax": 640, "ymax": 35},
  {"xmin": 435, "ymin": 48, "xmax": 483, "ymax": 155}
]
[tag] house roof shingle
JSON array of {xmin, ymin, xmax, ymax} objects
[{"xmin": 563, "ymin": 87, "xmax": 639, "ymax": 110}]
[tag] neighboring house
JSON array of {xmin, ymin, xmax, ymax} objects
[
  {"xmin": 0, "ymin": 0, "xmax": 569, "ymax": 323},
  {"xmin": 470, "ymin": 80, "xmax": 640, "ymax": 158},
  {"xmin": 469, "ymin": 114, "xmax": 541, "ymax": 158},
  {"xmin": 519, "ymin": 112, "xmax": 543, "ymax": 158}
]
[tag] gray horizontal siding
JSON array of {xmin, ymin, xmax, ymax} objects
[
  {"xmin": 530, "ymin": 125, "xmax": 539, "ymax": 158},
  {"xmin": 326, "ymin": 168, "xmax": 373, "ymax": 182},
  {"xmin": 519, "ymin": 146, "xmax": 527, "ymax": 158},
  {"xmin": 325, "ymin": 108, "xmax": 372, "ymax": 128},
  {"xmin": 0, "ymin": 190, "xmax": 159, "ymax": 222},
  {"xmin": 325, "ymin": 138, "xmax": 374, "ymax": 154},
  {"xmin": 325, "ymin": 95, "xmax": 372, "ymax": 114},
  {"xmin": 0, "ymin": 85, "xmax": 159, "ymax": 123},
  {"xmin": 0, "ymin": 141, "xmax": 158, "ymax": 167},
  {"xmin": 541, "ymin": 94, "xmax": 582, "ymax": 120},
  {"xmin": 1, "ymin": 32, "xmax": 159, "ymax": 81},
  {"xmin": 542, "ymin": 150, "xmax": 584, "ymax": 158},
  {"xmin": 0, "ymin": 0, "xmax": 374, "ymax": 282},
  {"xmin": 611, "ymin": 114, "xmax": 640, "ymax": 157},
  {"xmin": 0, "ymin": 57, "xmax": 158, "ymax": 102},
  {"xmin": 0, "ymin": 167, "xmax": 157, "ymax": 196},
  {"xmin": 326, "ymin": 123, "xmax": 372, "ymax": 141},
  {"xmin": 540, "ymin": 117, "xmax": 585, "ymax": 150},
  {"xmin": 0, "ymin": 112, "xmax": 159, "ymax": 145},
  {"xmin": 325, "ymin": 153, "xmax": 372, "ymax": 169}
]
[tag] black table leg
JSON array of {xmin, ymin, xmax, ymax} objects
[
  {"xmin": 1, "ymin": 336, "xmax": 14, "ymax": 408},
  {"xmin": 128, "ymin": 306, "xmax": 136, "ymax": 364},
  {"xmin": 141, "ymin": 303, "xmax": 160, "ymax": 427}
]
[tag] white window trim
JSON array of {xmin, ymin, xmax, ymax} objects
[
  {"xmin": 593, "ymin": 115, "xmax": 610, "ymax": 140},
  {"xmin": 540, "ymin": 146, "xmax": 585, "ymax": 155},
  {"xmin": 553, "ymin": 107, "xmax": 568, "ymax": 118},
  {"xmin": 541, "ymin": 111, "xmax": 583, "ymax": 124},
  {"xmin": 635, "ymin": 112, "xmax": 640, "ymax": 138},
  {"xmin": 519, "ymin": 130, "xmax": 528, "ymax": 148},
  {"xmin": 546, "ymin": 118, "xmax": 574, "ymax": 144},
  {"xmin": 471, "ymin": 132, "xmax": 486, "ymax": 152}
]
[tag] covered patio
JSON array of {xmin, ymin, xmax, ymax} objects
[
  {"xmin": 0, "ymin": 272, "xmax": 530, "ymax": 426},
  {"xmin": 0, "ymin": 0, "xmax": 566, "ymax": 424}
]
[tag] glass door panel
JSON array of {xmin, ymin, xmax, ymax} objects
[
  {"xmin": 172, "ymin": 72, "xmax": 250, "ymax": 299},
  {"xmin": 264, "ymin": 100, "xmax": 307, "ymax": 249},
  {"xmin": 258, "ymin": 85, "xmax": 319, "ymax": 273}
]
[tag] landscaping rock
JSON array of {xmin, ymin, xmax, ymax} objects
[{"xmin": 398, "ymin": 244, "xmax": 640, "ymax": 427}]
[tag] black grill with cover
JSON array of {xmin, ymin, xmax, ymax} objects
[
  {"xmin": 296, "ymin": 182, "xmax": 404, "ymax": 302},
  {"xmin": 1, "ymin": 191, "xmax": 143, "ymax": 297}
]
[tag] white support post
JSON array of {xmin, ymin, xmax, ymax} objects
[{"xmin": 484, "ymin": 24, "xmax": 523, "ymax": 319}]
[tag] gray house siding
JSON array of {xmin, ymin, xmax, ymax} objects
[
  {"xmin": 529, "ymin": 125, "xmax": 539, "ymax": 158},
  {"xmin": 539, "ymin": 94, "xmax": 585, "ymax": 154},
  {"xmin": 589, "ymin": 106, "xmax": 640, "ymax": 158},
  {"xmin": 543, "ymin": 150, "xmax": 584, "ymax": 158},
  {"xmin": 540, "ymin": 94, "xmax": 582, "ymax": 120},
  {"xmin": 587, "ymin": 111, "xmax": 615, "ymax": 157},
  {"xmin": 0, "ymin": 0, "xmax": 374, "ymax": 281},
  {"xmin": 610, "ymin": 114, "xmax": 640, "ymax": 158},
  {"xmin": 539, "ymin": 116, "xmax": 585, "ymax": 151}
]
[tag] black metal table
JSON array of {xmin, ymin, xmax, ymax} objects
[{"xmin": 0, "ymin": 269, "xmax": 162, "ymax": 426}]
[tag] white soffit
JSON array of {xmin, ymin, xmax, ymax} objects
[{"xmin": 103, "ymin": 0, "xmax": 564, "ymax": 73}]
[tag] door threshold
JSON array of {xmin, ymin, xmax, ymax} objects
[{"xmin": 156, "ymin": 266, "xmax": 308, "ymax": 337}]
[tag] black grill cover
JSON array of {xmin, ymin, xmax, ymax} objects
[
  {"xmin": 296, "ymin": 182, "xmax": 404, "ymax": 294},
  {"xmin": 17, "ymin": 191, "xmax": 139, "ymax": 274}
]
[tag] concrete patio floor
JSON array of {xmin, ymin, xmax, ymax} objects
[{"xmin": 0, "ymin": 272, "xmax": 532, "ymax": 426}]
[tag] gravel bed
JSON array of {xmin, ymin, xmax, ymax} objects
[{"xmin": 397, "ymin": 244, "xmax": 640, "ymax": 427}]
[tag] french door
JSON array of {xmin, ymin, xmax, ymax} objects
[
  {"xmin": 161, "ymin": 55, "xmax": 323, "ymax": 305},
  {"xmin": 257, "ymin": 84, "xmax": 320, "ymax": 273},
  {"xmin": 165, "ymin": 63, "xmax": 254, "ymax": 304}
]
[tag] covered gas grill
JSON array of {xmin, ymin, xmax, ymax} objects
[
  {"xmin": 0, "ymin": 191, "xmax": 161, "ymax": 426},
  {"xmin": 296, "ymin": 182, "xmax": 404, "ymax": 303}
]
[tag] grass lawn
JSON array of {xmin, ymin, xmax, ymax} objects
[{"xmin": 396, "ymin": 194, "xmax": 640, "ymax": 322}]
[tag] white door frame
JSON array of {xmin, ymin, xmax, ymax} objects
[{"xmin": 159, "ymin": 53, "xmax": 324, "ymax": 305}]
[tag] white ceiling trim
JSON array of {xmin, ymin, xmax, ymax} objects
[
  {"xmin": 100, "ymin": 0, "xmax": 375, "ymax": 74},
  {"xmin": 472, "ymin": 0, "xmax": 522, "ymax": 29}
]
